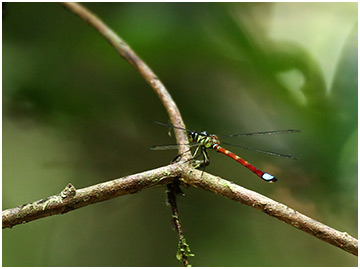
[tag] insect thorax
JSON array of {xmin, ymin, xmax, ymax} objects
[{"xmin": 189, "ymin": 131, "xmax": 220, "ymax": 149}]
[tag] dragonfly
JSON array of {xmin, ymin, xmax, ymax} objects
[{"xmin": 151, "ymin": 121, "xmax": 300, "ymax": 183}]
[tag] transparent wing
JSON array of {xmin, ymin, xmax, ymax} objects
[
  {"xmin": 221, "ymin": 142, "xmax": 298, "ymax": 160},
  {"xmin": 152, "ymin": 120, "xmax": 194, "ymax": 133},
  {"xmin": 150, "ymin": 142, "xmax": 200, "ymax": 151},
  {"xmin": 223, "ymin": 129, "xmax": 300, "ymax": 137}
]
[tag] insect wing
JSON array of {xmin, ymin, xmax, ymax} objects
[
  {"xmin": 224, "ymin": 129, "xmax": 300, "ymax": 137},
  {"xmin": 150, "ymin": 142, "xmax": 200, "ymax": 151},
  {"xmin": 221, "ymin": 142, "xmax": 297, "ymax": 160}
]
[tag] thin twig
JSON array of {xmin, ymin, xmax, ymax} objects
[
  {"xmin": 167, "ymin": 181, "xmax": 194, "ymax": 267},
  {"xmin": 61, "ymin": 2, "xmax": 190, "ymax": 157}
]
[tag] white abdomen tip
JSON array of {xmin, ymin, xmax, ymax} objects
[{"xmin": 262, "ymin": 173, "xmax": 277, "ymax": 182}]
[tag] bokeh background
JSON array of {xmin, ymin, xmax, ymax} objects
[{"xmin": 3, "ymin": 2, "xmax": 357, "ymax": 266}]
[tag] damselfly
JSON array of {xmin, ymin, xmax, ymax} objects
[{"xmin": 151, "ymin": 121, "xmax": 299, "ymax": 183}]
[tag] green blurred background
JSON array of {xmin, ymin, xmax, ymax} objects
[{"xmin": 3, "ymin": 2, "xmax": 357, "ymax": 266}]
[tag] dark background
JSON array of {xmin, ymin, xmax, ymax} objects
[{"xmin": 3, "ymin": 2, "xmax": 357, "ymax": 266}]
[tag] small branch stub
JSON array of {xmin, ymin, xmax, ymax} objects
[{"xmin": 60, "ymin": 183, "xmax": 77, "ymax": 199}]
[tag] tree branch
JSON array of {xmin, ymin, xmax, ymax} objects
[
  {"xmin": 60, "ymin": 2, "xmax": 193, "ymax": 265},
  {"xmin": 3, "ymin": 3, "xmax": 357, "ymax": 266},
  {"xmin": 61, "ymin": 2, "xmax": 190, "ymax": 156},
  {"xmin": 3, "ymin": 164, "xmax": 358, "ymax": 256},
  {"xmin": 2, "ymin": 164, "xmax": 181, "ymax": 229},
  {"xmin": 181, "ymin": 169, "xmax": 358, "ymax": 256}
]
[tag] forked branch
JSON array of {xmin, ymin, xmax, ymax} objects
[
  {"xmin": 2, "ymin": 3, "xmax": 357, "ymax": 267},
  {"xmin": 3, "ymin": 164, "xmax": 358, "ymax": 256},
  {"xmin": 61, "ymin": 2, "xmax": 193, "ymax": 265}
]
